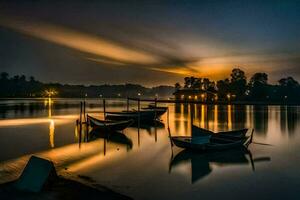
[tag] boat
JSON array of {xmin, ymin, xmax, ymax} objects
[
  {"xmin": 171, "ymin": 129, "xmax": 253, "ymax": 151},
  {"xmin": 191, "ymin": 125, "xmax": 249, "ymax": 140},
  {"xmin": 105, "ymin": 110, "xmax": 159, "ymax": 123},
  {"xmin": 147, "ymin": 104, "xmax": 168, "ymax": 110},
  {"xmin": 141, "ymin": 107, "xmax": 167, "ymax": 117},
  {"xmin": 87, "ymin": 115, "xmax": 133, "ymax": 132},
  {"xmin": 141, "ymin": 104, "xmax": 168, "ymax": 117}
]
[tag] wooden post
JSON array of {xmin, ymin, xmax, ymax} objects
[
  {"xmin": 127, "ymin": 97, "xmax": 129, "ymax": 111},
  {"xmin": 85, "ymin": 114, "xmax": 89, "ymax": 142},
  {"xmin": 103, "ymin": 99, "xmax": 106, "ymax": 120},
  {"xmin": 138, "ymin": 98, "xmax": 140, "ymax": 147},
  {"xmin": 167, "ymin": 107, "xmax": 170, "ymax": 128},
  {"xmin": 83, "ymin": 101, "xmax": 86, "ymax": 122},
  {"xmin": 154, "ymin": 98, "xmax": 157, "ymax": 119},
  {"xmin": 138, "ymin": 98, "xmax": 140, "ymax": 124},
  {"xmin": 79, "ymin": 102, "xmax": 82, "ymax": 144}
]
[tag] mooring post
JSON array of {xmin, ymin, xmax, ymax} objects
[
  {"xmin": 103, "ymin": 99, "xmax": 106, "ymax": 120},
  {"xmin": 138, "ymin": 99, "xmax": 141, "ymax": 125},
  {"xmin": 167, "ymin": 106, "xmax": 170, "ymax": 128},
  {"xmin": 154, "ymin": 98, "xmax": 157, "ymax": 119},
  {"xmin": 127, "ymin": 97, "xmax": 129, "ymax": 111},
  {"xmin": 79, "ymin": 101, "xmax": 83, "ymax": 144},
  {"xmin": 138, "ymin": 98, "xmax": 141, "ymax": 147},
  {"xmin": 80, "ymin": 101, "xmax": 83, "ymax": 123},
  {"xmin": 83, "ymin": 101, "xmax": 86, "ymax": 122},
  {"xmin": 85, "ymin": 114, "xmax": 89, "ymax": 142}
]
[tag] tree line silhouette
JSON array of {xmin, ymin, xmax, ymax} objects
[
  {"xmin": 1, "ymin": 69, "xmax": 299, "ymax": 103},
  {"xmin": 175, "ymin": 68, "xmax": 300, "ymax": 103},
  {"xmin": 0, "ymin": 72, "xmax": 173, "ymax": 98}
]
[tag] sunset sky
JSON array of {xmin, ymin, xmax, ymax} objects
[{"xmin": 0, "ymin": 0, "xmax": 300, "ymax": 86}]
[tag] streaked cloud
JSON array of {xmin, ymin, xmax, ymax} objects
[{"xmin": 0, "ymin": 16, "xmax": 162, "ymax": 65}]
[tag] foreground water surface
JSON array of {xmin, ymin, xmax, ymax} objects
[{"xmin": 0, "ymin": 98, "xmax": 299, "ymax": 200}]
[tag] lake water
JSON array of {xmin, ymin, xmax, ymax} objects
[{"xmin": 0, "ymin": 98, "xmax": 300, "ymax": 200}]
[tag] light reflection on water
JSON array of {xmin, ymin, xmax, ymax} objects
[{"xmin": 0, "ymin": 99, "xmax": 300, "ymax": 199}]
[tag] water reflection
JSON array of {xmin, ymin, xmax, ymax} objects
[
  {"xmin": 169, "ymin": 148, "xmax": 271, "ymax": 184},
  {"xmin": 89, "ymin": 130, "xmax": 133, "ymax": 150},
  {"xmin": 172, "ymin": 103, "xmax": 300, "ymax": 140},
  {"xmin": 49, "ymin": 119, "xmax": 55, "ymax": 148}
]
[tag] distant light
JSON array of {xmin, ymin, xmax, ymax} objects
[
  {"xmin": 188, "ymin": 95, "xmax": 192, "ymax": 99},
  {"xmin": 215, "ymin": 95, "xmax": 218, "ymax": 101},
  {"xmin": 45, "ymin": 89, "xmax": 57, "ymax": 97},
  {"xmin": 138, "ymin": 93, "xmax": 141, "ymax": 96},
  {"xmin": 118, "ymin": 93, "xmax": 121, "ymax": 97},
  {"xmin": 227, "ymin": 94, "xmax": 231, "ymax": 100},
  {"xmin": 85, "ymin": 93, "xmax": 88, "ymax": 97},
  {"xmin": 284, "ymin": 96, "xmax": 288, "ymax": 99},
  {"xmin": 194, "ymin": 95, "xmax": 198, "ymax": 100},
  {"xmin": 201, "ymin": 94, "xmax": 205, "ymax": 98},
  {"xmin": 155, "ymin": 94, "xmax": 158, "ymax": 97},
  {"xmin": 99, "ymin": 94, "xmax": 103, "ymax": 98},
  {"xmin": 181, "ymin": 94, "xmax": 184, "ymax": 99}
]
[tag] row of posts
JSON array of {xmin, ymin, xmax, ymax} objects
[{"xmin": 76, "ymin": 97, "xmax": 168, "ymax": 145}]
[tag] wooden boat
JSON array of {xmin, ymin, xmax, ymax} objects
[
  {"xmin": 87, "ymin": 115, "xmax": 133, "ymax": 132},
  {"xmin": 171, "ymin": 129, "xmax": 253, "ymax": 151},
  {"xmin": 105, "ymin": 110, "xmax": 158, "ymax": 122},
  {"xmin": 191, "ymin": 125, "xmax": 248, "ymax": 140},
  {"xmin": 140, "ymin": 104, "xmax": 168, "ymax": 117},
  {"xmin": 147, "ymin": 104, "xmax": 168, "ymax": 110}
]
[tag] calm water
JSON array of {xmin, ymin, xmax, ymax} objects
[{"xmin": 0, "ymin": 98, "xmax": 300, "ymax": 200}]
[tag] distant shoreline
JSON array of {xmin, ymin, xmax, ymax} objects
[{"xmin": 0, "ymin": 97, "xmax": 299, "ymax": 106}]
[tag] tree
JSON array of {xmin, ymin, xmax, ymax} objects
[
  {"xmin": 13, "ymin": 75, "xmax": 20, "ymax": 82},
  {"xmin": 277, "ymin": 77, "xmax": 300, "ymax": 101},
  {"xmin": 190, "ymin": 76, "xmax": 196, "ymax": 88},
  {"xmin": 278, "ymin": 77, "xmax": 299, "ymax": 88},
  {"xmin": 184, "ymin": 77, "xmax": 191, "ymax": 88},
  {"xmin": 175, "ymin": 82, "xmax": 181, "ymax": 91},
  {"xmin": 230, "ymin": 68, "xmax": 247, "ymax": 99},
  {"xmin": 201, "ymin": 78, "xmax": 211, "ymax": 90},
  {"xmin": 29, "ymin": 76, "xmax": 36, "ymax": 83},
  {"xmin": 248, "ymin": 73, "xmax": 269, "ymax": 100},
  {"xmin": 0, "ymin": 72, "xmax": 9, "ymax": 80},
  {"xmin": 249, "ymin": 73, "xmax": 268, "ymax": 86},
  {"xmin": 217, "ymin": 78, "xmax": 231, "ymax": 100},
  {"xmin": 192, "ymin": 78, "xmax": 201, "ymax": 89},
  {"xmin": 20, "ymin": 75, "xmax": 26, "ymax": 82}
]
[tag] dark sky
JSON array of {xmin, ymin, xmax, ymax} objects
[{"xmin": 0, "ymin": 0, "xmax": 300, "ymax": 86}]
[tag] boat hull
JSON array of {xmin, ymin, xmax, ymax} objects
[
  {"xmin": 105, "ymin": 110, "xmax": 157, "ymax": 123},
  {"xmin": 87, "ymin": 115, "xmax": 133, "ymax": 132},
  {"xmin": 172, "ymin": 130, "xmax": 253, "ymax": 151}
]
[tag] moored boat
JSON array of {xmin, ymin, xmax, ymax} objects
[
  {"xmin": 171, "ymin": 129, "xmax": 253, "ymax": 151},
  {"xmin": 141, "ymin": 107, "xmax": 167, "ymax": 117},
  {"xmin": 87, "ymin": 115, "xmax": 133, "ymax": 132},
  {"xmin": 191, "ymin": 125, "xmax": 248, "ymax": 140},
  {"xmin": 105, "ymin": 110, "xmax": 158, "ymax": 122}
]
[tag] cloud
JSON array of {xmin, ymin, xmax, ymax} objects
[{"xmin": 1, "ymin": 14, "xmax": 299, "ymax": 84}]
